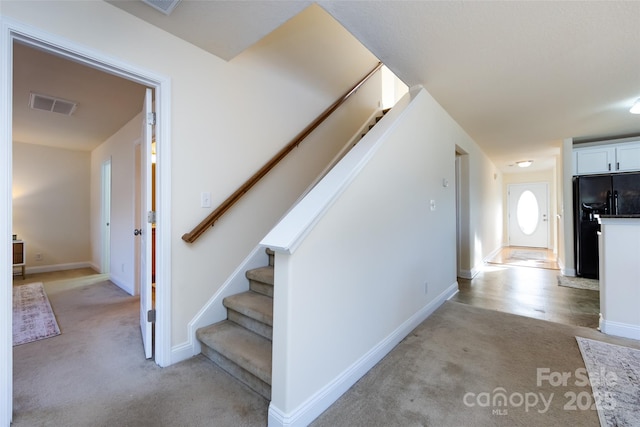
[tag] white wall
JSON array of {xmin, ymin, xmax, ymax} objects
[
  {"xmin": 263, "ymin": 87, "xmax": 492, "ymax": 424},
  {"xmin": 598, "ymin": 217, "xmax": 640, "ymax": 340},
  {"xmin": 560, "ymin": 138, "xmax": 575, "ymax": 275},
  {"xmin": 1, "ymin": 1, "xmax": 380, "ymax": 350},
  {"xmin": 455, "ymin": 132, "xmax": 503, "ymax": 277},
  {"xmin": 91, "ymin": 112, "xmax": 142, "ymax": 295},
  {"xmin": 12, "ymin": 142, "xmax": 91, "ymax": 272}
]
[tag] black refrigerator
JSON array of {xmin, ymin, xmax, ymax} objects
[{"xmin": 573, "ymin": 172, "xmax": 640, "ymax": 278}]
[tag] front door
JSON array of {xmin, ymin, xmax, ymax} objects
[{"xmin": 508, "ymin": 182, "xmax": 549, "ymax": 248}]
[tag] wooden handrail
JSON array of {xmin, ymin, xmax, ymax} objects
[{"xmin": 182, "ymin": 62, "xmax": 384, "ymax": 243}]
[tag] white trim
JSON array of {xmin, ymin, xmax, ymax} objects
[
  {"xmin": 24, "ymin": 261, "xmax": 95, "ymax": 275},
  {"xmin": 170, "ymin": 246, "xmax": 269, "ymax": 364},
  {"xmin": 108, "ymin": 272, "xmax": 134, "ymax": 296},
  {"xmin": 457, "ymin": 268, "xmax": 476, "ymax": 280},
  {"xmin": 0, "ymin": 17, "xmax": 13, "ymax": 427},
  {"xmin": 0, "ymin": 17, "xmax": 173, "ymax": 422},
  {"xmin": 599, "ymin": 319, "xmax": 640, "ymax": 340},
  {"xmin": 267, "ymin": 281, "xmax": 458, "ymax": 427},
  {"xmin": 170, "ymin": 342, "xmax": 195, "ymax": 366},
  {"xmin": 483, "ymin": 245, "xmax": 503, "ymax": 264}
]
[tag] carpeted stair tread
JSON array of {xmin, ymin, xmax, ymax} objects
[
  {"xmin": 197, "ymin": 320, "xmax": 272, "ymax": 385},
  {"xmin": 246, "ymin": 266, "xmax": 274, "ymax": 286},
  {"xmin": 224, "ymin": 291, "xmax": 273, "ymax": 326}
]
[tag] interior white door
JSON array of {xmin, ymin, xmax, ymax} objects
[
  {"xmin": 101, "ymin": 159, "xmax": 111, "ymax": 274},
  {"xmin": 508, "ymin": 182, "xmax": 549, "ymax": 248},
  {"xmin": 139, "ymin": 88, "xmax": 153, "ymax": 359}
]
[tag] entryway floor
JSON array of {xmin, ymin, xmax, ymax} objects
[
  {"xmin": 452, "ymin": 251, "xmax": 600, "ymax": 329},
  {"xmin": 486, "ymin": 246, "xmax": 559, "ymax": 270}
]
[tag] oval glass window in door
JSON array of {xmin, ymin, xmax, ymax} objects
[{"xmin": 516, "ymin": 190, "xmax": 539, "ymax": 235}]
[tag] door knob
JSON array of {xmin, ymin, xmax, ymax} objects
[{"xmin": 134, "ymin": 229, "xmax": 142, "ymax": 236}]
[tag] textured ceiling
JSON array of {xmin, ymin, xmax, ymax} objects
[
  {"xmin": 322, "ymin": 1, "xmax": 640, "ymax": 172},
  {"xmin": 109, "ymin": 0, "xmax": 640, "ymax": 173},
  {"xmin": 15, "ymin": 1, "xmax": 640, "ymax": 173},
  {"xmin": 13, "ymin": 42, "xmax": 146, "ymax": 151}
]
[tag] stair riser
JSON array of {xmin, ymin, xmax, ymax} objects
[
  {"xmin": 228, "ymin": 309, "xmax": 272, "ymax": 340},
  {"xmin": 250, "ymin": 280, "xmax": 273, "ymax": 298},
  {"xmin": 201, "ymin": 345, "xmax": 271, "ymax": 400}
]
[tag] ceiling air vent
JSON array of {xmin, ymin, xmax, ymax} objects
[
  {"xmin": 141, "ymin": 0, "xmax": 182, "ymax": 15},
  {"xmin": 29, "ymin": 93, "xmax": 77, "ymax": 116}
]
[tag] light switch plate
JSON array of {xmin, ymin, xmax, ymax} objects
[{"xmin": 201, "ymin": 192, "xmax": 211, "ymax": 208}]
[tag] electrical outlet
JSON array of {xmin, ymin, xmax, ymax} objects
[
  {"xmin": 430, "ymin": 200, "xmax": 436, "ymax": 211},
  {"xmin": 35, "ymin": 253, "xmax": 43, "ymax": 261}
]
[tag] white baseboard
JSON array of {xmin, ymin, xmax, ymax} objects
[
  {"xmin": 24, "ymin": 261, "xmax": 93, "ymax": 275},
  {"xmin": 268, "ymin": 281, "xmax": 458, "ymax": 427},
  {"xmin": 170, "ymin": 341, "xmax": 196, "ymax": 365},
  {"xmin": 108, "ymin": 273, "xmax": 133, "ymax": 296},
  {"xmin": 170, "ymin": 246, "xmax": 270, "ymax": 364},
  {"xmin": 483, "ymin": 245, "xmax": 503, "ymax": 264},
  {"xmin": 600, "ymin": 319, "xmax": 640, "ymax": 340},
  {"xmin": 458, "ymin": 246, "xmax": 502, "ymax": 280},
  {"xmin": 457, "ymin": 268, "xmax": 477, "ymax": 280}
]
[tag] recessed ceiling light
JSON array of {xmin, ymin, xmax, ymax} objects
[
  {"xmin": 516, "ymin": 160, "xmax": 533, "ymax": 168},
  {"xmin": 630, "ymin": 98, "xmax": 640, "ymax": 114}
]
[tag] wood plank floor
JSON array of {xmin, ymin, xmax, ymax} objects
[{"xmin": 451, "ymin": 247, "xmax": 600, "ymax": 329}]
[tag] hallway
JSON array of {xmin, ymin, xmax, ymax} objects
[
  {"xmin": 11, "ymin": 255, "xmax": 602, "ymax": 425},
  {"xmin": 451, "ymin": 247, "xmax": 600, "ymax": 329}
]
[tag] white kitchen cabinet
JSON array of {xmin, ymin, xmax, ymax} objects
[
  {"xmin": 574, "ymin": 146, "xmax": 615, "ymax": 175},
  {"xmin": 573, "ymin": 140, "xmax": 640, "ymax": 175},
  {"xmin": 615, "ymin": 141, "xmax": 640, "ymax": 172}
]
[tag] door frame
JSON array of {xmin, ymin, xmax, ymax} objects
[{"xmin": 0, "ymin": 17, "xmax": 173, "ymax": 424}]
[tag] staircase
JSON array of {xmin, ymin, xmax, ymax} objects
[
  {"xmin": 196, "ymin": 249, "xmax": 275, "ymax": 399},
  {"xmin": 195, "ymin": 109, "xmax": 391, "ymax": 401}
]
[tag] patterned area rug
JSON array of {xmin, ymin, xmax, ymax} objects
[
  {"xmin": 558, "ymin": 275, "xmax": 599, "ymax": 291},
  {"xmin": 576, "ymin": 337, "xmax": 640, "ymax": 427},
  {"xmin": 13, "ymin": 282, "xmax": 61, "ymax": 346}
]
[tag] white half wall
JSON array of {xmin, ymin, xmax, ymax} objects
[{"xmin": 262, "ymin": 87, "xmax": 480, "ymax": 425}]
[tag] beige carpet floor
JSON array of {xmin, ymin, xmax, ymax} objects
[
  {"xmin": 13, "ymin": 272, "xmax": 640, "ymax": 426},
  {"xmin": 12, "ymin": 277, "xmax": 268, "ymax": 427},
  {"xmin": 311, "ymin": 301, "xmax": 640, "ymax": 427}
]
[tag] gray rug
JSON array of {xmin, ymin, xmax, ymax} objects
[
  {"xmin": 13, "ymin": 282, "xmax": 61, "ymax": 346},
  {"xmin": 558, "ymin": 275, "xmax": 599, "ymax": 291},
  {"xmin": 576, "ymin": 337, "xmax": 640, "ymax": 427}
]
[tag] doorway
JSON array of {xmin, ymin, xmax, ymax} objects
[
  {"xmin": 507, "ymin": 182, "xmax": 549, "ymax": 248},
  {"xmin": 2, "ymin": 23, "xmax": 171, "ymax": 424},
  {"xmin": 455, "ymin": 148, "xmax": 471, "ymax": 279}
]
